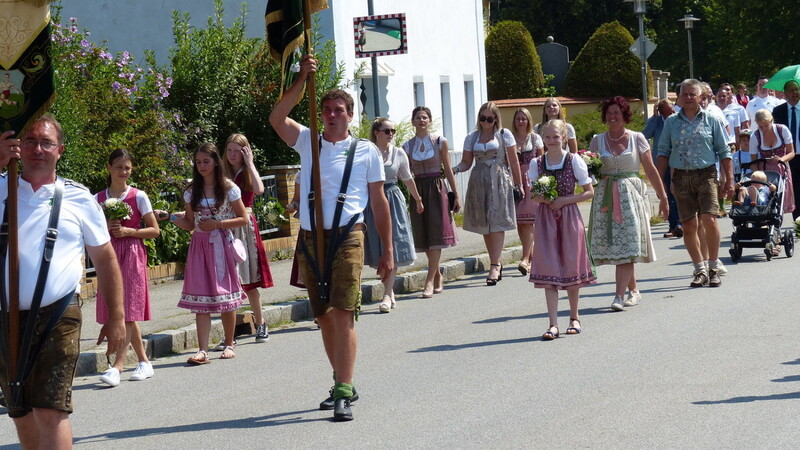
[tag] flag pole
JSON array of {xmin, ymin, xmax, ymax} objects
[
  {"xmin": 302, "ymin": 0, "xmax": 325, "ymax": 270},
  {"xmin": 7, "ymin": 160, "xmax": 19, "ymax": 383}
]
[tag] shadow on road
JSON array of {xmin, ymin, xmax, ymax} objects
[
  {"xmin": 72, "ymin": 408, "xmax": 326, "ymax": 444},
  {"xmin": 408, "ymin": 336, "xmax": 538, "ymax": 353},
  {"xmin": 693, "ymin": 391, "xmax": 800, "ymax": 405}
]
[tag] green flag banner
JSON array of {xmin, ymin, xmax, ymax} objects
[
  {"xmin": 265, "ymin": 0, "xmax": 328, "ymax": 97},
  {"xmin": 0, "ymin": 0, "xmax": 54, "ymax": 136}
]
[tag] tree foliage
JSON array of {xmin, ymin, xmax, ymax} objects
[
  {"xmin": 485, "ymin": 21, "xmax": 545, "ymax": 100},
  {"xmin": 563, "ymin": 21, "xmax": 654, "ymax": 99},
  {"xmin": 497, "ymin": 0, "xmax": 800, "ymax": 90},
  {"xmin": 49, "ymin": 9, "xmax": 191, "ymax": 196},
  {"xmin": 166, "ymin": 0, "xmax": 344, "ymax": 168}
]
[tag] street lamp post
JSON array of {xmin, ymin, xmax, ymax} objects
[
  {"xmin": 626, "ymin": 0, "xmax": 649, "ymax": 120},
  {"xmin": 678, "ymin": 13, "xmax": 701, "ymax": 79}
]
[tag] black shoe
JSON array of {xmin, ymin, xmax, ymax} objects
[
  {"xmin": 319, "ymin": 387, "xmax": 359, "ymax": 410},
  {"xmin": 333, "ymin": 398, "xmax": 353, "ymax": 421}
]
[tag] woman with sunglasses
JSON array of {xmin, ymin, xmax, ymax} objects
[
  {"xmin": 364, "ymin": 118, "xmax": 424, "ymax": 312},
  {"xmin": 402, "ymin": 106, "xmax": 460, "ymax": 298},
  {"xmin": 535, "ymin": 97, "xmax": 578, "ymax": 153},
  {"xmin": 453, "ymin": 102, "xmax": 523, "ymax": 285}
]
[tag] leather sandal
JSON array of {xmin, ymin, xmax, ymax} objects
[
  {"xmin": 566, "ymin": 318, "xmax": 582, "ymax": 335},
  {"xmin": 542, "ymin": 325, "xmax": 559, "ymax": 340},
  {"xmin": 486, "ymin": 264, "xmax": 501, "ymax": 286},
  {"xmin": 220, "ymin": 346, "xmax": 236, "ymax": 359},
  {"xmin": 187, "ymin": 350, "xmax": 211, "ymax": 366}
]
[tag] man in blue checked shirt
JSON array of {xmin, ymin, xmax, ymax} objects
[{"xmin": 657, "ymin": 78, "xmax": 733, "ymax": 288}]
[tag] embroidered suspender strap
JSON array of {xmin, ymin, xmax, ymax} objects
[
  {"xmin": 301, "ymin": 137, "xmax": 360, "ymax": 303},
  {"xmin": 0, "ymin": 177, "xmax": 71, "ymax": 410}
]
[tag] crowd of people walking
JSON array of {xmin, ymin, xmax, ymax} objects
[{"xmin": 2, "ymin": 68, "xmax": 797, "ymax": 433}]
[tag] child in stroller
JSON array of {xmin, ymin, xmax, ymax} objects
[
  {"xmin": 733, "ymin": 170, "xmax": 776, "ymax": 206},
  {"xmin": 728, "ymin": 159, "xmax": 795, "ymax": 261}
]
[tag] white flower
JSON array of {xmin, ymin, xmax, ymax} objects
[
  {"xmin": 104, "ymin": 198, "xmax": 119, "ymax": 207},
  {"xmin": 581, "ymin": 155, "xmax": 591, "ymax": 164},
  {"xmin": 537, "ymin": 176, "xmax": 552, "ymax": 186}
]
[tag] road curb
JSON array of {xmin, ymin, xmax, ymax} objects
[{"xmin": 76, "ymin": 245, "xmax": 524, "ymax": 377}]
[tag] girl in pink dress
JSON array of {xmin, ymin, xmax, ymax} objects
[
  {"xmin": 174, "ymin": 143, "xmax": 248, "ymax": 364},
  {"xmin": 528, "ymin": 120, "xmax": 596, "ymax": 340},
  {"xmin": 96, "ymin": 149, "xmax": 161, "ymax": 386},
  {"xmin": 221, "ymin": 133, "xmax": 274, "ymax": 343}
]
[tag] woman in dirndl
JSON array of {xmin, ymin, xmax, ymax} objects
[
  {"xmin": 222, "ymin": 133, "xmax": 275, "ymax": 344},
  {"xmin": 364, "ymin": 118, "xmax": 424, "ymax": 312},
  {"xmin": 511, "ymin": 107, "xmax": 543, "ymax": 275},
  {"xmin": 174, "ymin": 143, "xmax": 248, "ymax": 364},
  {"xmin": 402, "ymin": 106, "xmax": 460, "ymax": 298}
]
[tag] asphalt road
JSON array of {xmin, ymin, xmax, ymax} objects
[{"xmin": 2, "ymin": 216, "xmax": 800, "ymax": 448}]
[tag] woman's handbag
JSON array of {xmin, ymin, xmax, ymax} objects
[
  {"xmin": 447, "ymin": 191, "xmax": 456, "ymax": 211},
  {"xmin": 229, "ymin": 232, "xmax": 247, "ymax": 264}
]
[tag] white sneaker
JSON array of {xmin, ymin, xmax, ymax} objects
[
  {"xmin": 611, "ymin": 296, "xmax": 624, "ymax": 311},
  {"xmin": 99, "ymin": 367, "xmax": 120, "ymax": 387},
  {"xmin": 129, "ymin": 362, "xmax": 154, "ymax": 381},
  {"xmin": 714, "ymin": 260, "xmax": 727, "ymax": 276},
  {"xmin": 623, "ymin": 290, "xmax": 641, "ymax": 307}
]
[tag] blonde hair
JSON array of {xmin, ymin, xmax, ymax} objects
[
  {"xmin": 542, "ymin": 119, "xmax": 568, "ymax": 150},
  {"xmin": 222, "ymin": 133, "xmax": 252, "ymax": 192},
  {"xmin": 476, "ymin": 101, "xmax": 502, "ymax": 131},
  {"xmin": 513, "ymin": 108, "xmax": 533, "ymax": 134},
  {"xmin": 750, "ymin": 170, "xmax": 768, "ymax": 183},
  {"xmin": 754, "ymin": 108, "xmax": 774, "ymax": 124},
  {"xmin": 541, "ymin": 97, "xmax": 565, "ymax": 124}
]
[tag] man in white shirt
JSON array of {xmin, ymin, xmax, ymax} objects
[
  {"xmin": 746, "ymin": 76, "xmax": 785, "ymax": 124},
  {"xmin": 269, "ymin": 55, "xmax": 393, "ymax": 422},
  {"xmin": 717, "ymin": 83, "xmax": 749, "ymax": 135},
  {"xmin": 0, "ymin": 115, "xmax": 125, "ymax": 447}
]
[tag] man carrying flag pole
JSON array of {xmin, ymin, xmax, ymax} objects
[
  {"xmin": 267, "ymin": 1, "xmax": 394, "ymax": 421},
  {"xmin": 0, "ymin": 1, "xmax": 126, "ymax": 446}
]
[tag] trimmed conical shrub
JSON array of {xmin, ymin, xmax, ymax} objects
[
  {"xmin": 563, "ymin": 21, "xmax": 654, "ymax": 99},
  {"xmin": 486, "ymin": 21, "xmax": 545, "ymax": 100}
]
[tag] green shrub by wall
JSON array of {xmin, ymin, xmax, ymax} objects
[
  {"xmin": 563, "ymin": 21, "xmax": 654, "ymax": 99},
  {"xmin": 486, "ymin": 21, "xmax": 545, "ymax": 100}
]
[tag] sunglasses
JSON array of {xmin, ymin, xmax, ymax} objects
[
  {"xmin": 380, "ymin": 129, "xmax": 397, "ymax": 135},
  {"xmin": 479, "ymin": 115, "xmax": 495, "ymax": 123}
]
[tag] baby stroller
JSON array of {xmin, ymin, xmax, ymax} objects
[{"xmin": 728, "ymin": 158, "xmax": 795, "ymax": 261}]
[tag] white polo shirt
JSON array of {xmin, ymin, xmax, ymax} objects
[
  {"xmin": 0, "ymin": 175, "xmax": 110, "ymax": 309},
  {"xmin": 292, "ymin": 127, "xmax": 384, "ymax": 230}
]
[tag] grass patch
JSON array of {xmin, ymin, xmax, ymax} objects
[
  {"xmin": 650, "ymin": 214, "xmax": 665, "ymax": 226},
  {"xmin": 453, "ymin": 212, "xmax": 464, "ymax": 227}
]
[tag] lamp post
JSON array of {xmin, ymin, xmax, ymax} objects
[
  {"xmin": 625, "ymin": 0, "xmax": 649, "ymax": 120},
  {"xmin": 678, "ymin": 13, "xmax": 701, "ymax": 79}
]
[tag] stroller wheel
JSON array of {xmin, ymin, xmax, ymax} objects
[
  {"xmin": 784, "ymin": 230, "xmax": 795, "ymax": 257},
  {"xmin": 765, "ymin": 243, "xmax": 774, "ymax": 261},
  {"xmin": 729, "ymin": 244, "xmax": 742, "ymax": 262}
]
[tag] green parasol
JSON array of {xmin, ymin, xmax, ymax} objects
[{"xmin": 763, "ymin": 64, "xmax": 800, "ymax": 91}]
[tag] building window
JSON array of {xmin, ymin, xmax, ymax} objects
[
  {"xmin": 414, "ymin": 81, "xmax": 425, "ymax": 107},
  {"xmin": 440, "ymin": 80, "xmax": 452, "ymax": 144},
  {"xmin": 464, "ymin": 79, "xmax": 475, "ymax": 130}
]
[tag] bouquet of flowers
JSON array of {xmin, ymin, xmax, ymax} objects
[
  {"xmin": 795, "ymin": 217, "xmax": 800, "ymax": 237},
  {"xmin": 102, "ymin": 198, "xmax": 132, "ymax": 221},
  {"xmin": 531, "ymin": 175, "xmax": 558, "ymax": 202},
  {"xmin": 578, "ymin": 149, "xmax": 602, "ymax": 179}
]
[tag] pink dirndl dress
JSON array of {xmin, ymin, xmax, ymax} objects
[
  {"xmin": 232, "ymin": 171, "xmax": 274, "ymax": 291},
  {"xmin": 529, "ymin": 154, "xmax": 596, "ymax": 290},
  {"xmin": 177, "ymin": 190, "xmax": 246, "ymax": 313},
  {"xmin": 95, "ymin": 188, "xmax": 151, "ymax": 323},
  {"xmin": 752, "ymin": 125, "xmax": 795, "ymax": 213}
]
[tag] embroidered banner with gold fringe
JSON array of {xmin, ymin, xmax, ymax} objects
[
  {"xmin": 265, "ymin": 0, "xmax": 328, "ymax": 98},
  {"xmin": 0, "ymin": 0, "xmax": 54, "ymax": 137}
]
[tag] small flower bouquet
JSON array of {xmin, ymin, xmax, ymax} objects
[
  {"xmin": 102, "ymin": 198, "xmax": 132, "ymax": 221},
  {"xmin": 795, "ymin": 217, "xmax": 800, "ymax": 237},
  {"xmin": 259, "ymin": 198, "xmax": 288, "ymax": 228},
  {"xmin": 578, "ymin": 149, "xmax": 603, "ymax": 179},
  {"xmin": 531, "ymin": 175, "xmax": 558, "ymax": 202}
]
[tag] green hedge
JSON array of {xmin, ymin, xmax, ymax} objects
[
  {"xmin": 486, "ymin": 21, "xmax": 545, "ymax": 100},
  {"xmin": 563, "ymin": 21, "xmax": 654, "ymax": 99}
]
